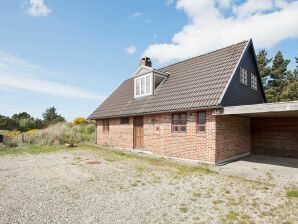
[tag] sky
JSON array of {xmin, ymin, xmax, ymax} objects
[{"xmin": 0, "ymin": 0, "xmax": 298, "ymax": 121}]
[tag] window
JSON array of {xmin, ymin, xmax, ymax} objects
[
  {"xmin": 103, "ymin": 119, "xmax": 109, "ymax": 133},
  {"xmin": 120, "ymin": 117, "xmax": 129, "ymax": 124},
  {"xmin": 134, "ymin": 73, "xmax": 153, "ymax": 97},
  {"xmin": 172, "ymin": 113, "xmax": 187, "ymax": 133},
  {"xmin": 197, "ymin": 112, "xmax": 206, "ymax": 132},
  {"xmin": 240, "ymin": 67, "xmax": 248, "ymax": 85},
  {"xmin": 251, "ymin": 73, "xmax": 257, "ymax": 90}
]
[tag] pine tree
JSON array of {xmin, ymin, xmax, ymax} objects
[
  {"xmin": 256, "ymin": 49, "xmax": 272, "ymax": 86},
  {"xmin": 42, "ymin": 107, "xmax": 65, "ymax": 124},
  {"xmin": 266, "ymin": 51, "xmax": 290, "ymax": 102}
]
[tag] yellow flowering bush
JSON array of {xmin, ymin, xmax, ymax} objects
[
  {"xmin": 25, "ymin": 129, "xmax": 39, "ymax": 135},
  {"xmin": 3, "ymin": 130, "xmax": 21, "ymax": 138},
  {"xmin": 72, "ymin": 117, "xmax": 87, "ymax": 125}
]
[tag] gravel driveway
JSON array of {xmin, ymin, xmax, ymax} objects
[{"xmin": 0, "ymin": 146, "xmax": 297, "ymax": 224}]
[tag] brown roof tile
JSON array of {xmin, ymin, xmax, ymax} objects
[{"xmin": 90, "ymin": 40, "xmax": 248, "ymax": 119}]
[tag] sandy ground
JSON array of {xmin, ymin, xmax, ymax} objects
[{"xmin": 0, "ymin": 147, "xmax": 297, "ymax": 224}]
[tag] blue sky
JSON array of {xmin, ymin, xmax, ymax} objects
[{"xmin": 0, "ymin": 0, "xmax": 297, "ymax": 120}]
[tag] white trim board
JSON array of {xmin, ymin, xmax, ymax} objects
[{"xmin": 214, "ymin": 101, "xmax": 298, "ymax": 116}]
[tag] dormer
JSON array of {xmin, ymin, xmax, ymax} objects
[{"xmin": 133, "ymin": 57, "xmax": 169, "ymax": 98}]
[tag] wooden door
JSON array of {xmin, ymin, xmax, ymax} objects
[{"xmin": 133, "ymin": 116, "xmax": 144, "ymax": 148}]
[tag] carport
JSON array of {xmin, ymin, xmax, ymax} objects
[{"xmin": 214, "ymin": 101, "xmax": 298, "ymax": 159}]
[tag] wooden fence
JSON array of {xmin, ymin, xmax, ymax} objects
[{"xmin": 3, "ymin": 133, "xmax": 44, "ymax": 145}]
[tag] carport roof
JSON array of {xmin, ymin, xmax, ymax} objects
[{"xmin": 213, "ymin": 101, "xmax": 298, "ymax": 117}]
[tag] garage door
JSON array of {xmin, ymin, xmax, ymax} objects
[{"xmin": 251, "ymin": 118, "xmax": 298, "ymax": 158}]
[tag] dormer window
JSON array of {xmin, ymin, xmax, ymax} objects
[
  {"xmin": 134, "ymin": 73, "xmax": 153, "ymax": 98},
  {"xmin": 133, "ymin": 57, "xmax": 169, "ymax": 99}
]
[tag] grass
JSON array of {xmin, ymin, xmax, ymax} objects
[
  {"xmin": 179, "ymin": 206, "xmax": 188, "ymax": 213},
  {"xmin": 286, "ymin": 189, "xmax": 298, "ymax": 198},
  {"xmin": 0, "ymin": 144, "xmax": 63, "ymax": 156},
  {"xmin": 221, "ymin": 211, "xmax": 253, "ymax": 224},
  {"xmin": 0, "ymin": 143, "xmax": 216, "ymax": 176}
]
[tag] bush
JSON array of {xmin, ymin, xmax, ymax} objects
[
  {"xmin": 73, "ymin": 117, "xmax": 87, "ymax": 125},
  {"xmin": 3, "ymin": 130, "xmax": 21, "ymax": 138},
  {"xmin": 40, "ymin": 122, "xmax": 95, "ymax": 145},
  {"xmin": 19, "ymin": 118, "xmax": 38, "ymax": 132}
]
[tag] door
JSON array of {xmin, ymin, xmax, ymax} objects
[{"xmin": 133, "ymin": 116, "xmax": 144, "ymax": 148}]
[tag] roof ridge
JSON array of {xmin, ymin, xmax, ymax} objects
[{"xmin": 158, "ymin": 40, "xmax": 249, "ymax": 71}]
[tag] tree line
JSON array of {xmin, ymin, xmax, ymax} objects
[
  {"xmin": 257, "ymin": 50, "xmax": 298, "ymax": 102},
  {"xmin": 0, "ymin": 107, "xmax": 65, "ymax": 132}
]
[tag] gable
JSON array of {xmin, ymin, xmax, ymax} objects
[
  {"xmin": 220, "ymin": 41, "xmax": 266, "ymax": 107},
  {"xmin": 133, "ymin": 66, "xmax": 153, "ymax": 77}
]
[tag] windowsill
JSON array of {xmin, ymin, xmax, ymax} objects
[
  {"xmin": 197, "ymin": 132, "xmax": 206, "ymax": 137},
  {"xmin": 171, "ymin": 132, "xmax": 187, "ymax": 136},
  {"xmin": 240, "ymin": 82, "xmax": 248, "ymax": 86}
]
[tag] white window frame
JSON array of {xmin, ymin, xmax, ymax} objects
[
  {"xmin": 251, "ymin": 73, "xmax": 257, "ymax": 90},
  {"xmin": 240, "ymin": 67, "xmax": 248, "ymax": 85},
  {"xmin": 134, "ymin": 73, "xmax": 153, "ymax": 98}
]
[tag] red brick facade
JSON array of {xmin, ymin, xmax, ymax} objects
[{"xmin": 96, "ymin": 110, "xmax": 251, "ymax": 164}]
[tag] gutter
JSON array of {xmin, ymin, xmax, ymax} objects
[{"xmin": 89, "ymin": 105, "xmax": 222, "ymax": 120}]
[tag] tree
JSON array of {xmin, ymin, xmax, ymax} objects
[
  {"xmin": 18, "ymin": 118, "xmax": 38, "ymax": 132},
  {"xmin": 42, "ymin": 107, "xmax": 65, "ymax": 124},
  {"xmin": 256, "ymin": 49, "xmax": 272, "ymax": 85},
  {"xmin": 11, "ymin": 112, "xmax": 32, "ymax": 121},
  {"xmin": 0, "ymin": 115, "xmax": 19, "ymax": 131},
  {"xmin": 266, "ymin": 51, "xmax": 290, "ymax": 102}
]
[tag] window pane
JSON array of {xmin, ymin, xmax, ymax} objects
[
  {"xmin": 199, "ymin": 125, "xmax": 205, "ymax": 132},
  {"xmin": 172, "ymin": 125, "xmax": 178, "ymax": 132},
  {"xmin": 146, "ymin": 75, "xmax": 150, "ymax": 94},
  {"xmin": 181, "ymin": 113, "xmax": 187, "ymax": 125},
  {"xmin": 198, "ymin": 112, "xmax": 206, "ymax": 125},
  {"xmin": 173, "ymin": 114, "xmax": 179, "ymax": 120},
  {"xmin": 141, "ymin": 77, "xmax": 145, "ymax": 94},
  {"xmin": 136, "ymin": 79, "xmax": 140, "ymax": 95},
  {"xmin": 180, "ymin": 125, "xmax": 186, "ymax": 132},
  {"xmin": 172, "ymin": 114, "xmax": 179, "ymax": 125}
]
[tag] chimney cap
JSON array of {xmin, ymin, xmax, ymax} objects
[{"xmin": 139, "ymin": 57, "xmax": 152, "ymax": 67}]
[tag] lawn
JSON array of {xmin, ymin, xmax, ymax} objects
[{"xmin": 0, "ymin": 144, "xmax": 297, "ymax": 224}]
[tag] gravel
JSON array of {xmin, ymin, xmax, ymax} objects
[{"xmin": 0, "ymin": 147, "xmax": 297, "ymax": 224}]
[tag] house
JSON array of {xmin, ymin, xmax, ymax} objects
[{"xmin": 90, "ymin": 39, "xmax": 298, "ymax": 164}]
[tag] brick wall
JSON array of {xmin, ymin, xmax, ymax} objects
[
  {"xmin": 95, "ymin": 111, "xmax": 251, "ymax": 164},
  {"xmin": 215, "ymin": 115, "xmax": 251, "ymax": 163},
  {"xmin": 96, "ymin": 118, "xmax": 133, "ymax": 149},
  {"xmin": 143, "ymin": 111, "xmax": 216, "ymax": 163}
]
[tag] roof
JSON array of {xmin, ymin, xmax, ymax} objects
[
  {"xmin": 214, "ymin": 101, "xmax": 298, "ymax": 117},
  {"xmin": 90, "ymin": 40, "xmax": 249, "ymax": 119}
]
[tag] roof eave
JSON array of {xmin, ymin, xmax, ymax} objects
[{"xmin": 89, "ymin": 105, "xmax": 222, "ymax": 120}]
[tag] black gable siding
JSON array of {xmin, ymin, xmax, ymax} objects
[{"xmin": 221, "ymin": 46, "xmax": 265, "ymax": 107}]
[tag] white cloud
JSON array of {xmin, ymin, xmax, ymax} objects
[
  {"xmin": 144, "ymin": 0, "xmax": 298, "ymax": 64},
  {"xmin": 131, "ymin": 12, "xmax": 142, "ymax": 18},
  {"xmin": 233, "ymin": 0, "xmax": 274, "ymax": 18},
  {"xmin": 216, "ymin": 0, "xmax": 233, "ymax": 9},
  {"xmin": 27, "ymin": 0, "xmax": 51, "ymax": 17},
  {"xmin": 125, "ymin": 45, "xmax": 137, "ymax": 55},
  {"xmin": 0, "ymin": 51, "xmax": 102, "ymax": 100}
]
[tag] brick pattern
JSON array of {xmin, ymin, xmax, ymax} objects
[
  {"xmin": 215, "ymin": 116, "xmax": 251, "ymax": 163},
  {"xmin": 96, "ymin": 111, "xmax": 251, "ymax": 164},
  {"xmin": 96, "ymin": 118, "xmax": 133, "ymax": 149}
]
